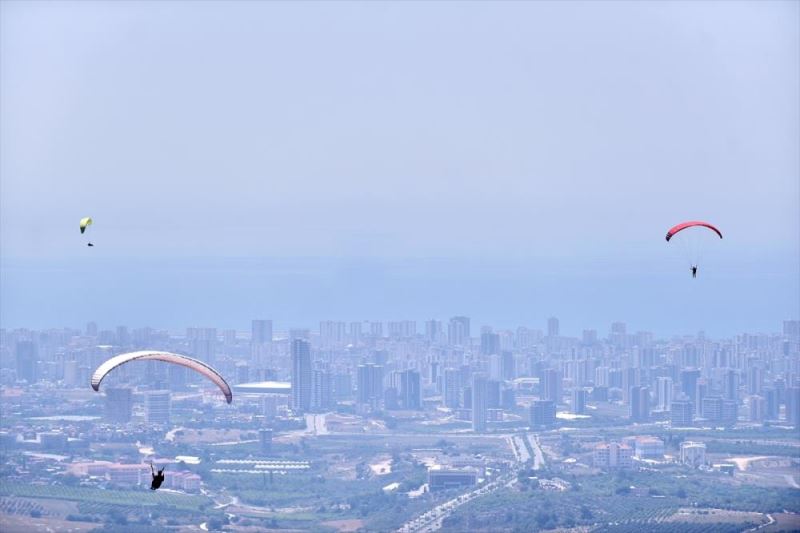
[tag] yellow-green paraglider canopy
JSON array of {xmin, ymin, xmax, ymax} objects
[{"xmin": 79, "ymin": 217, "xmax": 93, "ymax": 234}]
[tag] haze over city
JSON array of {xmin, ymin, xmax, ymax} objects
[
  {"xmin": 1, "ymin": 1, "xmax": 798, "ymax": 334},
  {"xmin": 1, "ymin": 2, "xmax": 798, "ymax": 533}
]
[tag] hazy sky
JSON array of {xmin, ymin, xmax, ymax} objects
[{"xmin": 1, "ymin": 1, "xmax": 798, "ymax": 334}]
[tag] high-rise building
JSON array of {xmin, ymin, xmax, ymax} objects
[
  {"xmin": 701, "ymin": 396, "xmax": 738, "ymax": 426},
  {"xmin": 311, "ymin": 370, "xmax": 333, "ymax": 411},
  {"xmin": 486, "ymin": 380, "xmax": 501, "ymax": 409},
  {"xmin": 695, "ymin": 379, "xmax": 709, "ymax": 416},
  {"xmin": 724, "ymin": 370, "xmax": 739, "ymax": 401},
  {"xmin": 471, "ymin": 374, "xmax": 488, "ymax": 433},
  {"xmin": 397, "ymin": 370, "xmax": 421, "ymax": 410},
  {"xmin": 349, "ymin": 322, "xmax": 362, "ymax": 343},
  {"xmin": 15, "ymin": 341, "xmax": 37, "ymax": 383},
  {"xmin": 786, "ymin": 387, "xmax": 800, "ymax": 429},
  {"xmin": 541, "ymin": 368, "xmax": 562, "ymax": 404},
  {"xmin": 530, "ymin": 400, "xmax": 556, "ymax": 428},
  {"xmin": 387, "ymin": 321, "xmax": 416, "ymax": 339},
  {"xmin": 656, "ymin": 377, "xmax": 673, "ymax": 411},
  {"xmin": 425, "ymin": 320, "xmax": 442, "ymax": 342},
  {"xmin": 480, "ymin": 332, "xmax": 500, "ymax": 355},
  {"xmin": 333, "ymin": 373, "xmax": 353, "ymax": 400},
  {"xmin": 670, "ymin": 399, "xmax": 694, "ymax": 427},
  {"xmin": 497, "ymin": 388, "xmax": 513, "ymax": 410},
  {"xmin": 680, "ymin": 369, "xmax": 701, "ymax": 405},
  {"xmin": 320, "ymin": 321, "xmax": 347, "ymax": 343},
  {"xmin": 571, "ymin": 388, "xmax": 587, "ymax": 415},
  {"xmin": 763, "ymin": 387, "xmax": 779, "ymax": 420},
  {"xmin": 582, "ymin": 329, "xmax": 598, "ymax": 345},
  {"xmin": 86, "ymin": 322, "xmax": 98, "ymax": 337},
  {"xmin": 146, "ymin": 390, "xmax": 171, "ymax": 425},
  {"xmin": 187, "ymin": 328, "xmax": 217, "ymax": 365},
  {"xmin": 251, "ymin": 320, "xmax": 273, "ymax": 344},
  {"xmin": 63, "ymin": 360, "xmax": 80, "ymax": 387},
  {"xmin": 622, "ymin": 367, "xmax": 640, "ymax": 404},
  {"xmin": 289, "ymin": 328, "xmax": 310, "ymax": 341},
  {"xmin": 105, "ymin": 387, "xmax": 133, "ymax": 423},
  {"xmin": 448, "ymin": 316, "xmax": 470, "ymax": 346},
  {"xmin": 357, "ymin": 364, "xmax": 384, "ymax": 409},
  {"xmin": 501, "ymin": 351, "xmax": 515, "ymax": 381},
  {"xmin": 629, "ymin": 386, "xmax": 649, "ymax": 422},
  {"xmin": 747, "ymin": 367, "xmax": 763, "ymax": 395},
  {"xmin": 547, "ymin": 317, "xmax": 560, "ymax": 337},
  {"xmin": 290, "ymin": 339, "xmax": 312, "ymax": 413},
  {"xmin": 236, "ymin": 363, "xmax": 250, "ymax": 384},
  {"xmin": 747, "ymin": 395, "xmax": 765, "ymax": 422},
  {"xmin": 443, "ymin": 368, "xmax": 461, "ymax": 409},
  {"xmin": 610, "ymin": 322, "xmax": 627, "ymax": 348}
]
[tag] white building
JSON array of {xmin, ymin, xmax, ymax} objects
[
  {"xmin": 631, "ymin": 436, "xmax": 665, "ymax": 460},
  {"xmin": 680, "ymin": 441, "xmax": 706, "ymax": 467},
  {"xmin": 146, "ymin": 390, "xmax": 171, "ymax": 425},
  {"xmin": 593, "ymin": 442, "xmax": 634, "ymax": 469},
  {"xmin": 656, "ymin": 377, "xmax": 673, "ymax": 411}
]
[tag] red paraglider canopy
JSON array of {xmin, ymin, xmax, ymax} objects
[{"xmin": 665, "ymin": 221, "xmax": 723, "ymax": 242}]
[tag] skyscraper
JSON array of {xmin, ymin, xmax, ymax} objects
[
  {"xmin": 425, "ymin": 320, "xmax": 442, "ymax": 342},
  {"xmin": 311, "ymin": 370, "xmax": 333, "ymax": 411},
  {"xmin": 747, "ymin": 395, "xmax": 765, "ymax": 422},
  {"xmin": 448, "ymin": 316, "xmax": 470, "ymax": 346},
  {"xmin": 656, "ymin": 377, "xmax": 673, "ymax": 411},
  {"xmin": 480, "ymin": 332, "xmax": 500, "ymax": 355},
  {"xmin": 530, "ymin": 400, "xmax": 556, "ymax": 428},
  {"xmin": 695, "ymin": 379, "xmax": 709, "ymax": 416},
  {"xmin": 724, "ymin": 370, "xmax": 739, "ymax": 401},
  {"xmin": 500, "ymin": 351, "xmax": 515, "ymax": 381},
  {"xmin": 443, "ymin": 368, "xmax": 461, "ymax": 409},
  {"xmin": 571, "ymin": 388, "xmax": 587, "ymax": 415},
  {"xmin": 357, "ymin": 364, "xmax": 384, "ymax": 409},
  {"xmin": 146, "ymin": 390, "xmax": 171, "ymax": 425},
  {"xmin": 398, "ymin": 370, "xmax": 421, "ymax": 410},
  {"xmin": 15, "ymin": 341, "xmax": 37, "ymax": 383},
  {"xmin": 786, "ymin": 387, "xmax": 800, "ymax": 429},
  {"xmin": 541, "ymin": 368, "xmax": 562, "ymax": 404},
  {"xmin": 105, "ymin": 387, "xmax": 133, "ymax": 423},
  {"xmin": 547, "ymin": 317, "xmax": 560, "ymax": 337},
  {"xmin": 680, "ymin": 369, "xmax": 701, "ymax": 405},
  {"xmin": 290, "ymin": 339, "xmax": 312, "ymax": 413},
  {"xmin": 629, "ymin": 386, "xmax": 650, "ymax": 422},
  {"xmin": 670, "ymin": 399, "xmax": 694, "ymax": 427},
  {"xmin": 471, "ymin": 374, "xmax": 488, "ymax": 433},
  {"xmin": 187, "ymin": 327, "xmax": 217, "ymax": 365},
  {"xmin": 251, "ymin": 320, "xmax": 273, "ymax": 344}
]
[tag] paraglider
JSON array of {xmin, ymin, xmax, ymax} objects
[
  {"xmin": 79, "ymin": 216, "xmax": 94, "ymax": 247},
  {"xmin": 91, "ymin": 351, "xmax": 233, "ymax": 403},
  {"xmin": 150, "ymin": 463, "xmax": 165, "ymax": 490},
  {"xmin": 665, "ymin": 221, "xmax": 722, "ymax": 278}
]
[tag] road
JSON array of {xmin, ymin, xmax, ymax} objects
[
  {"xmin": 508, "ymin": 435, "xmax": 531, "ymax": 463},
  {"xmin": 526, "ymin": 434, "xmax": 545, "ymax": 470},
  {"xmin": 396, "ymin": 471, "xmax": 517, "ymax": 533},
  {"xmin": 398, "ymin": 432, "xmax": 533, "ymax": 533}
]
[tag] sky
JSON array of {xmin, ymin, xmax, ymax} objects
[{"xmin": 1, "ymin": 1, "xmax": 798, "ymax": 335}]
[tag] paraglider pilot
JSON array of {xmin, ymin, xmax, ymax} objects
[
  {"xmin": 691, "ymin": 265, "xmax": 698, "ymax": 279},
  {"xmin": 150, "ymin": 462, "xmax": 165, "ymax": 490}
]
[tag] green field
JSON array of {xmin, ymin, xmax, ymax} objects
[{"xmin": 0, "ymin": 482, "xmax": 210, "ymax": 512}]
